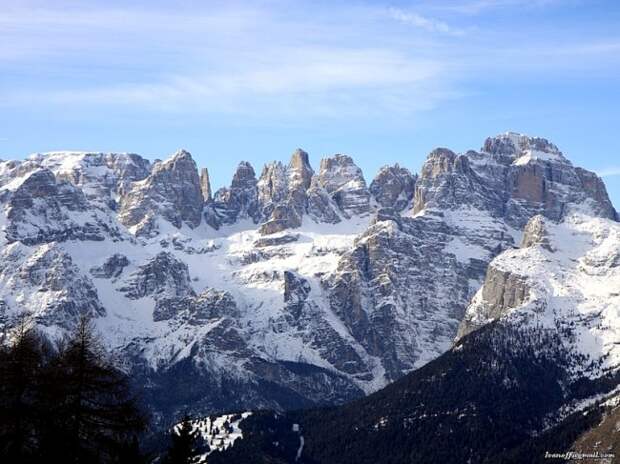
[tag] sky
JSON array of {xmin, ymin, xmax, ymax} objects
[{"xmin": 1, "ymin": 0, "xmax": 619, "ymax": 207}]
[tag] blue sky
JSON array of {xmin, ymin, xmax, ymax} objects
[{"xmin": 1, "ymin": 0, "xmax": 619, "ymax": 207}]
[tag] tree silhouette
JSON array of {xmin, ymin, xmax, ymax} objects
[
  {"xmin": 0, "ymin": 314, "xmax": 44, "ymax": 464},
  {"xmin": 0, "ymin": 313, "xmax": 148, "ymax": 463},
  {"xmin": 164, "ymin": 414, "xmax": 199, "ymax": 464}
]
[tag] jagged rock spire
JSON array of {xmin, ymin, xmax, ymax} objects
[
  {"xmin": 288, "ymin": 148, "xmax": 314, "ymax": 192},
  {"xmin": 200, "ymin": 167, "xmax": 212, "ymax": 202}
]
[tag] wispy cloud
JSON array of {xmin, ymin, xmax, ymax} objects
[
  {"xmin": 6, "ymin": 48, "xmax": 447, "ymax": 117},
  {"xmin": 598, "ymin": 167, "xmax": 620, "ymax": 177},
  {"xmin": 0, "ymin": 4, "xmax": 261, "ymax": 62},
  {"xmin": 0, "ymin": 0, "xmax": 618, "ymax": 123},
  {"xmin": 386, "ymin": 7, "xmax": 465, "ymax": 35},
  {"xmin": 0, "ymin": 3, "xmax": 457, "ymax": 119},
  {"xmin": 435, "ymin": 0, "xmax": 566, "ymax": 15}
]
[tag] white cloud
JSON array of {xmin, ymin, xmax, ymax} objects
[
  {"xmin": 598, "ymin": 167, "xmax": 620, "ymax": 177},
  {"xmin": 0, "ymin": 5, "xmax": 261, "ymax": 62},
  {"xmin": 0, "ymin": 3, "xmax": 456, "ymax": 119},
  {"xmin": 0, "ymin": 1, "xmax": 618, "ymax": 123},
  {"xmin": 434, "ymin": 0, "xmax": 565, "ymax": 15},
  {"xmin": 6, "ymin": 47, "xmax": 448, "ymax": 118},
  {"xmin": 387, "ymin": 8, "xmax": 464, "ymax": 35}
]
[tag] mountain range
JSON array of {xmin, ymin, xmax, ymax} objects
[{"xmin": 0, "ymin": 132, "xmax": 618, "ymax": 459}]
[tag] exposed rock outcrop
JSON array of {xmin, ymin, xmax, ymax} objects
[
  {"xmin": 317, "ymin": 154, "xmax": 371, "ymax": 218},
  {"xmin": 119, "ymin": 150, "xmax": 203, "ymax": 236},
  {"xmin": 258, "ymin": 205, "xmax": 302, "ymax": 235},
  {"xmin": 521, "ymin": 215, "xmax": 553, "ymax": 251},
  {"xmin": 0, "ymin": 243, "xmax": 105, "ymax": 328},
  {"xmin": 256, "ymin": 149, "xmax": 314, "ymax": 234},
  {"xmin": 456, "ymin": 266, "xmax": 530, "ymax": 339},
  {"xmin": 200, "ymin": 167, "xmax": 212, "ymax": 202},
  {"xmin": 29, "ymin": 151, "xmax": 151, "ymax": 209},
  {"xmin": 257, "ymin": 162, "xmax": 289, "ymax": 214},
  {"xmin": 370, "ymin": 164, "xmax": 416, "ymax": 211},
  {"xmin": 283, "ymin": 270, "xmax": 311, "ymax": 320},
  {"xmin": 288, "ymin": 149, "xmax": 314, "ymax": 198},
  {"xmin": 458, "ymin": 211, "xmax": 620, "ymax": 362},
  {"xmin": 413, "ymin": 133, "xmax": 617, "ymax": 229},
  {"xmin": 306, "ymin": 177, "xmax": 343, "ymax": 224},
  {"xmin": 120, "ymin": 252, "xmax": 194, "ymax": 300},
  {"xmin": 90, "ymin": 254, "xmax": 130, "ymax": 279},
  {"xmin": 204, "ymin": 161, "xmax": 260, "ymax": 229},
  {"xmin": 324, "ymin": 215, "xmax": 477, "ymax": 380},
  {"xmin": 153, "ymin": 288, "xmax": 239, "ymax": 323},
  {"xmin": 254, "ymin": 234, "xmax": 299, "ymax": 248},
  {"xmin": 4, "ymin": 169, "xmax": 114, "ymax": 244}
]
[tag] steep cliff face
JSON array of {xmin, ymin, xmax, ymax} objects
[
  {"xmin": 257, "ymin": 162, "xmax": 289, "ymax": 214},
  {"xmin": 324, "ymin": 216, "xmax": 470, "ymax": 380},
  {"xmin": 306, "ymin": 176, "xmax": 343, "ymax": 225},
  {"xmin": 413, "ymin": 132, "xmax": 617, "ymax": 228},
  {"xmin": 120, "ymin": 251, "xmax": 194, "ymax": 300},
  {"xmin": 119, "ymin": 150, "xmax": 203, "ymax": 236},
  {"xmin": 0, "ymin": 133, "xmax": 616, "ymax": 426}
]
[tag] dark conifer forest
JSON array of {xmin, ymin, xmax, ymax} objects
[{"xmin": 0, "ymin": 316, "xmax": 148, "ymax": 464}]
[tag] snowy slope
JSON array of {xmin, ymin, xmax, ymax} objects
[
  {"xmin": 460, "ymin": 212, "xmax": 620, "ymax": 377},
  {"xmin": 172, "ymin": 412, "xmax": 252, "ymax": 463}
]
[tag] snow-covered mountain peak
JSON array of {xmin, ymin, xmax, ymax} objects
[
  {"xmin": 482, "ymin": 131, "xmax": 569, "ymax": 166},
  {"xmin": 28, "ymin": 152, "xmax": 150, "ymax": 216},
  {"xmin": 170, "ymin": 148, "xmax": 193, "ymax": 160}
]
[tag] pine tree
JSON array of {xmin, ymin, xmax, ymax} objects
[
  {"xmin": 40, "ymin": 314, "xmax": 147, "ymax": 463},
  {"xmin": 164, "ymin": 414, "xmax": 199, "ymax": 464},
  {"xmin": 0, "ymin": 313, "xmax": 148, "ymax": 463},
  {"xmin": 0, "ymin": 315, "xmax": 44, "ymax": 464}
]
